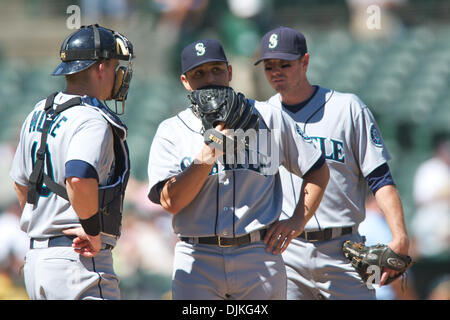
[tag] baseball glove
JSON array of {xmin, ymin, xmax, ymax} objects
[
  {"xmin": 343, "ymin": 240, "xmax": 412, "ymax": 285},
  {"xmin": 188, "ymin": 85, "xmax": 259, "ymax": 151},
  {"xmin": 189, "ymin": 85, "xmax": 258, "ymax": 131}
]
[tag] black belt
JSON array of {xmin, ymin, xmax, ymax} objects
[
  {"xmin": 297, "ymin": 227, "xmax": 353, "ymax": 242},
  {"xmin": 30, "ymin": 235, "xmax": 113, "ymax": 250},
  {"xmin": 180, "ymin": 229, "xmax": 267, "ymax": 248}
]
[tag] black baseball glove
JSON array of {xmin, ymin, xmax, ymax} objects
[
  {"xmin": 188, "ymin": 85, "xmax": 259, "ymax": 150},
  {"xmin": 343, "ymin": 240, "xmax": 412, "ymax": 285}
]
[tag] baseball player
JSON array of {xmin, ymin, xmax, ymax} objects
[
  {"xmin": 147, "ymin": 39, "xmax": 330, "ymax": 299},
  {"xmin": 255, "ymin": 26, "xmax": 410, "ymax": 299},
  {"xmin": 9, "ymin": 24, "xmax": 134, "ymax": 300}
]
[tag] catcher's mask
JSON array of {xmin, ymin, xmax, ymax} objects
[
  {"xmin": 110, "ymin": 31, "xmax": 133, "ymax": 114},
  {"xmin": 53, "ymin": 24, "xmax": 134, "ymax": 114}
]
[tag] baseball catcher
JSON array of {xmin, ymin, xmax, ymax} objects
[
  {"xmin": 343, "ymin": 240, "xmax": 412, "ymax": 286},
  {"xmin": 188, "ymin": 85, "xmax": 259, "ymax": 152}
]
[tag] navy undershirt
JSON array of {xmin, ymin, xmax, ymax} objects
[
  {"xmin": 65, "ymin": 160, "xmax": 99, "ymax": 181},
  {"xmin": 365, "ymin": 163, "xmax": 395, "ymax": 194}
]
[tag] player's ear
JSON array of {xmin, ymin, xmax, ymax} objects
[
  {"xmin": 97, "ymin": 60, "xmax": 106, "ymax": 76},
  {"xmin": 180, "ymin": 74, "xmax": 193, "ymax": 91},
  {"xmin": 89, "ymin": 61, "xmax": 103, "ymax": 80},
  {"xmin": 227, "ymin": 64, "xmax": 233, "ymax": 82},
  {"xmin": 301, "ymin": 54, "xmax": 310, "ymax": 70}
]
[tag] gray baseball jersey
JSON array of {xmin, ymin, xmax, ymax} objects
[
  {"xmin": 10, "ymin": 92, "xmax": 117, "ymax": 239},
  {"xmin": 147, "ymin": 100, "xmax": 323, "ymax": 238},
  {"xmin": 147, "ymin": 98, "xmax": 322, "ymax": 299},
  {"xmin": 10, "ymin": 92, "xmax": 124, "ymax": 300},
  {"xmin": 268, "ymin": 86, "xmax": 391, "ymax": 230},
  {"xmin": 267, "ymin": 86, "xmax": 387, "ymax": 300}
]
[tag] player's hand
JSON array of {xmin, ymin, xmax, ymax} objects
[
  {"xmin": 264, "ymin": 215, "xmax": 305, "ymax": 255},
  {"xmin": 63, "ymin": 227, "xmax": 102, "ymax": 258},
  {"xmin": 380, "ymin": 238, "xmax": 409, "ymax": 287},
  {"xmin": 196, "ymin": 123, "xmax": 227, "ymax": 165}
]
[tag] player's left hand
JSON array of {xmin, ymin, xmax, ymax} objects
[
  {"xmin": 63, "ymin": 227, "xmax": 102, "ymax": 258},
  {"xmin": 264, "ymin": 215, "xmax": 305, "ymax": 255},
  {"xmin": 380, "ymin": 238, "xmax": 409, "ymax": 287}
]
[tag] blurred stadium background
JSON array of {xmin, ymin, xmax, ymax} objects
[{"xmin": 0, "ymin": 0, "xmax": 449, "ymax": 300}]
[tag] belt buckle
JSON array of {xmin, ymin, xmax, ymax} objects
[
  {"xmin": 305, "ymin": 232, "xmax": 319, "ymax": 242},
  {"xmin": 218, "ymin": 236, "xmax": 232, "ymax": 248}
]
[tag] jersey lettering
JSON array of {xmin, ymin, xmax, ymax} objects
[
  {"xmin": 294, "ymin": 125, "xmax": 344, "ymax": 163},
  {"xmin": 31, "ymin": 141, "xmax": 55, "ymax": 197},
  {"xmin": 180, "ymin": 154, "xmax": 265, "ymax": 175},
  {"xmin": 310, "ymin": 136, "xmax": 345, "ymax": 163},
  {"xmin": 50, "ymin": 116, "xmax": 68, "ymax": 137},
  {"xmin": 29, "ymin": 110, "xmax": 68, "ymax": 138},
  {"xmin": 180, "ymin": 156, "xmax": 219, "ymax": 175},
  {"xmin": 29, "ymin": 110, "xmax": 43, "ymax": 133}
]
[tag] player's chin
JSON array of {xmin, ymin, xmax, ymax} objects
[
  {"xmin": 271, "ymin": 81, "xmax": 287, "ymax": 91},
  {"xmin": 102, "ymin": 94, "xmax": 115, "ymax": 101}
]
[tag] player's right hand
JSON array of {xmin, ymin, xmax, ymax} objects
[
  {"xmin": 196, "ymin": 123, "xmax": 227, "ymax": 165},
  {"xmin": 63, "ymin": 227, "xmax": 102, "ymax": 258}
]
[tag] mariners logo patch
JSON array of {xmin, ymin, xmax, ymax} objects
[
  {"xmin": 268, "ymin": 34, "xmax": 278, "ymax": 49},
  {"xmin": 195, "ymin": 43, "xmax": 206, "ymax": 56},
  {"xmin": 370, "ymin": 124, "xmax": 383, "ymax": 147}
]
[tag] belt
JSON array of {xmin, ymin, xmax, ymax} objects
[
  {"xmin": 30, "ymin": 235, "xmax": 114, "ymax": 250},
  {"xmin": 297, "ymin": 226, "xmax": 354, "ymax": 242},
  {"xmin": 180, "ymin": 229, "xmax": 267, "ymax": 248}
]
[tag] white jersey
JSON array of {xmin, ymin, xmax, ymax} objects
[
  {"xmin": 268, "ymin": 86, "xmax": 391, "ymax": 230},
  {"xmin": 10, "ymin": 92, "xmax": 120, "ymax": 239},
  {"xmin": 147, "ymin": 100, "xmax": 323, "ymax": 237}
]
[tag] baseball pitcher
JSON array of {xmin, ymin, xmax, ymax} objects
[
  {"xmin": 147, "ymin": 39, "xmax": 329, "ymax": 299},
  {"xmin": 255, "ymin": 26, "xmax": 411, "ymax": 300}
]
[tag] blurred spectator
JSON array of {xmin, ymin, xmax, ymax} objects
[
  {"xmin": 228, "ymin": 0, "xmax": 264, "ymax": 19},
  {"xmin": 346, "ymin": 0, "xmax": 407, "ymax": 40},
  {"xmin": 0, "ymin": 201, "xmax": 29, "ymax": 300},
  {"xmin": 359, "ymin": 193, "xmax": 418, "ymax": 300},
  {"xmin": 0, "ymin": 141, "xmax": 28, "ymax": 299},
  {"xmin": 81, "ymin": 0, "xmax": 132, "ymax": 24},
  {"xmin": 410, "ymin": 132, "xmax": 450, "ymax": 299},
  {"xmin": 427, "ymin": 275, "xmax": 450, "ymax": 300},
  {"xmin": 0, "ymin": 201, "xmax": 28, "ymax": 273},
  {"xmin": 142, "ymin": 0, "xmax": 210, "ymax": 77},
  {"xmin": 0, "ymin": 143, "xmax": 17, "ymax": 208}
]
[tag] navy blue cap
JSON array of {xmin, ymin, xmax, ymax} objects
[
  {"xmin": 52, "ymin": 60, "xmax": 97, "ymax": 76},
  {"xmin": 254, "ymin": 26, "xmax": 307, "ymax": 65},
  {"xmin": 181, "ymin": 39, "xmax": 228, "ymax": 74}
]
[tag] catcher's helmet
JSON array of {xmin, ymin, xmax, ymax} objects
[{"xmin": 52, "ymin": 24, "xmax": 133, "ymax": 76}]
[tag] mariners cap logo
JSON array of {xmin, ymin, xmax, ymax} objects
[
  {"xmin": 268, "ymin": 34, "xmax": 278, "ymax": 49},
  {"xmin": 254, "ymin": 27, "xmax": 307, "ymax": 65},
  {"xmin": 195, "ymin": 43, "xmax": 206, "ymax": 56},
  {"xmin": 181, "ymin": 39, "xmax": 228, "ymax": 74}
]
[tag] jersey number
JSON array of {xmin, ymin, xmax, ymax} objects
[{"xmin": 31, "ymin": 141, "xmax": 55, "ymax": 197}]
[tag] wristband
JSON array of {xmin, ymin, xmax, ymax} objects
[{"xmin": 79, "ymin": 212, "xmax": 101, "ymax": 236}]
